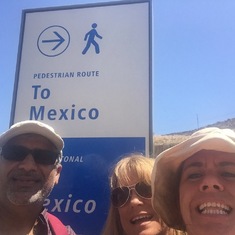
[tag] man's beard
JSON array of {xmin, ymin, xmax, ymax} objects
[{"xmin": 7, "ymin": 188, "xmax": 51, "ymax": 205}]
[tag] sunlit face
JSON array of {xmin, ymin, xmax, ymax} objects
[
  {"xmin": 0, "ymin": 134, "xmax": 61, "ymax": 206},
  {"xmin": 179, "ymin": 150, "xmax": 235, "ymax": 235},
  {"xmin": 118, "ymin": 175, "xmax": 165, "ymax": 235}
]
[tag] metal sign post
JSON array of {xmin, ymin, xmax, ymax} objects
[{"xmin": 11, "ymin": 1, "xmax": 152, "ymax": 234}]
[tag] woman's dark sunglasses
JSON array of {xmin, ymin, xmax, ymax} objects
[
  {"xmin": 0, "ymin": 145, "xmax": 60, "ymax": 165},
  {"xmin": 111, "ymin": 182, "xmax": 152, "ymax": 207}
]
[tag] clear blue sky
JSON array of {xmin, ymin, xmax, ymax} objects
[{"xmin": 1, "ymin": 0, "xmax": 235, "ymax": 135}]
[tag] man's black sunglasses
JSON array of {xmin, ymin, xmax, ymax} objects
[{"xmin": 0, "ymin": 145, "xmax": 60, "ymax": 165}]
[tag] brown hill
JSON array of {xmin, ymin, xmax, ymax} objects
[{"xmin": 153, "ymin": 117, "xmax": 235, "ymax": 156}]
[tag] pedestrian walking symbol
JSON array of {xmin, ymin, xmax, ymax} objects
[{"xmin": 82, "ymin": 23, "xmax": 103, "ymax": 55}]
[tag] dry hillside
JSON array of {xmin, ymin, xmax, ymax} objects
[{"xmin": 153, "ymin": 117, "xmax": 235, "ymax": 156}]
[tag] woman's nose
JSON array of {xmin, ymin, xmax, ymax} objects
[
  {"xmin": 199, "ymin": 175, "xmax": 224, "ymax": 192},
  {"xmin": 129, "ymin": 190, "xmax": 144, "ymax": 205}
]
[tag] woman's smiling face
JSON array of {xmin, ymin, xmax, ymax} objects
[
  {"xmin": 118, "ymin": 175, "xmax": 165, "ymax": 235},
  {"xmin": 179, "ymin": 150, "xmax": 235, "ymax": 235}
]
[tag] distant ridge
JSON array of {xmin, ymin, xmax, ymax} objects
[
  {"xmin": 167, "ymin": 117, "xmax": 235, "ymax": 136},
  {"xmin": 204, "ymin": 117, "xmax": 235, "ymax": 130},
  {"xmin": 153, "ymin": 117, "xmax": 235, "ymax": 156}
]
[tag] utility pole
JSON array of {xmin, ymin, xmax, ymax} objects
[{"xmin": 196, "ymin": 114, "xmax": 199, "ymax": 130}]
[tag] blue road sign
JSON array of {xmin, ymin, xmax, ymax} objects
[{"xmin": 12, "ymin": 1, "xmax": 152, "ymax": 234}]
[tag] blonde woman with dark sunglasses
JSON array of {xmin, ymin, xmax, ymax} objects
[{"xmin": 102, "ymin": 154, "xmax": 185, "ymax": 235}]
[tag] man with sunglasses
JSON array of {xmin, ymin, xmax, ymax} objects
[{"xmin": 0, "ymin": 120, "xmax": 76, "ymax": 235}]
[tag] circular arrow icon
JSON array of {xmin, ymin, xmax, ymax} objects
[{"xmin": 37, "ymin": 25, "xmax": 70, "ymax": 57}]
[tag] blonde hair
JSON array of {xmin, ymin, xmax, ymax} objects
[
  {"xmin": 102, "ymin": 153, "xmax": 186, "ymax": 235},
  {"xmin": 111, "ymin": 154, "xmax": 154, "ymax": 189}
]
